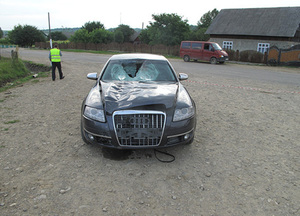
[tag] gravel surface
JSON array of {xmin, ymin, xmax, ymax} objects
[{"xmin": 0, "ymin": 48, "xmax": 299, "ymax": 216}]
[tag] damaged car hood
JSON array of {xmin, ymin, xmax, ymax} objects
[{"xmin": 101, "ymin": 81, "xmax": 178, "ymax": 113}]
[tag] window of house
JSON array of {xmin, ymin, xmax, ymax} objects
[
  {"xmin": 257, "ymin": 43, "xmax": 270, "ymax": 53},
  {"xmin": 223, "ymin": 41, "xmax": 233, "ymax": 50}
]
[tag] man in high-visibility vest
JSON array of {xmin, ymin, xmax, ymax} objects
[{"xmin": 49, "ymin": 44, "xmax": 64, "ymax": 81}]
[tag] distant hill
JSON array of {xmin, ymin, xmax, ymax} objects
[
  {"xmin": 41, "ymin": 27, "xmax": 81, "ymax": 38},
  {"xmin": 2, "ymin": 27, "xmax": 143, "ymax": 39}
]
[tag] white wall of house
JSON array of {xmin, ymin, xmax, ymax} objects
[{"xmin": 209, "ymin": 37, "xmax": 299, "ymax": 52}]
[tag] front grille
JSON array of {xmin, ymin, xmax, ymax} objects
[{"xmin": 113, "ymin": 111, "xmax": 165, "ymax": 147}]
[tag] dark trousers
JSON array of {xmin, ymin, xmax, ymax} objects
[{"xmin": 52, "ymin": 62, "xmax": 63, "ymax": 80}]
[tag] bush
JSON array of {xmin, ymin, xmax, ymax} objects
[
  {"xmin": 239, "ymin": 50, "xmax": 264, "ymax": 63},
  {"xmin": 239, "ymin": 50, "xmax": 250, "ymax": 62},
  {"xmin": 250, "ymin": 51, "xmax": 264, "ymax": 63},
  {"xmin": 225, "ymin": 49, "xmax": 236, "ymax": 61}
]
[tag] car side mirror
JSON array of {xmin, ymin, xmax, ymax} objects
[
  {"xmin": 87, "ymin": 73, "xmax": 98, "ymax": 80},
  {"xmin": 178, "ymin": 73, "xmax": 188, "ymax": 81}
]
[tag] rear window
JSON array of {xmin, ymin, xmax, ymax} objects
[{"xmin": 181, "ymin": 42, "xmax": 191, "ymax": 49}]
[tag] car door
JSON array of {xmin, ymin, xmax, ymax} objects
[{"xmin": 203, "ymin": 43, "xmax": 214, "ymax": 61}]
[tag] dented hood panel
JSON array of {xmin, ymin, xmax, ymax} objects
[{"xmin": 101, "ymin": 81, "xmax": 178, "ymax": 113}]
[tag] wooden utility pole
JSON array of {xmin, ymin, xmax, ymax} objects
[{"xmin": 48, "ymin": 12, "xmax": 52, "ymax": 48}]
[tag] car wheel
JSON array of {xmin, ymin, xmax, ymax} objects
[
  {"xmin": 210, "ymin": 57, "xmax": 217, "ymax": 64},
  {"xmin": 183, "ymin": 55, "xmax": 190, "ymax": 62}
]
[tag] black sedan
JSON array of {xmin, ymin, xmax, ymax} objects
[{"xmin": 81, "ymin": 54, "xmax": 196, "ymax": 149}]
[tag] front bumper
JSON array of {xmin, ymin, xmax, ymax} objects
[
  {"xmin": 81, "ymin": 113, "xmax": 196, "ymax": 149},
  {"xmin": 218, "ymin": 56, "xmax": 229, "ymax": 62}
]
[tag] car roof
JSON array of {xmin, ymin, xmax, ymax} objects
[{"xmin": 108, "ymin": 53, "xmax": 168, "ymax": 61}]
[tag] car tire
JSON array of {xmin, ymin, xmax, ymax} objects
[
  {"xmin": 210, "ymin": 57, "xmax": 217, "ymax": 64},
  {"xmin": 183, "ymin": 55, "xmax": 190, "ymax": 62}
]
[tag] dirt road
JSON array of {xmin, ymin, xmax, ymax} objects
[{"xmin": 0, "ymin": 49, "xmax": 299, "ymax": 216}]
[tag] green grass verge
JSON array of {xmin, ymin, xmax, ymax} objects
[
  {"xmin": 0, "ymin": 57, "xmax": 50, "ymax": 92},
  {"xmin": 0, "ymin": 57, "xmax": 30, "ymax": 87}
]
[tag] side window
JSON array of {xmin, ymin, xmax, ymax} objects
[
  {"xmin": 181, "ymin": 42, "xmax": 191, "ymax": 49},
  {"xmin": 204, "ymin": 44, "xmax": 209, "ymax": 50},
  {"xmin": 192, "ymin": 43, "xmax": 202, "ymax": 49},
  {"xmin": 204, "ymin": 44, "xmax": 213, "ymax": 51}
]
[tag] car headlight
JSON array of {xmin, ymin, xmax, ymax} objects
[
  {"xmin": 84, "ymin": 106, "xmax": 105, "ymax": 122},
  {"xmin": 220, "ymin": 55, "xmax": 224, "ymax": 58},
  {"xmin": 173, "ymin": 106, "xmax": 195, "ymax": 122}
]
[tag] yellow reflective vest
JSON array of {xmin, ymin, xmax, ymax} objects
[{"xmin": 50, "ymin": 48, "xmax": 61, "ymax": 62}]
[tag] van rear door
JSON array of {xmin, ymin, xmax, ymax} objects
[{"xmin": 180, "ymin": 42, "xmax": 191, "ymax": 59}]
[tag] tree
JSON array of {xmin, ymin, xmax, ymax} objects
[
  {"xmin": 188, "ymin": 9, "xmax": 219, "ymax": 41},
  {"xmin": 82, "ymin": 21, "xmax": 104, "ymax": 33},
  {"xmin": 90, "ymin": 29, "xmax": 113, "ymax": 44},
  {"xmin": 197, "ymin": 9, "xmax": 219, "ymax": 28},
  {"xmin": 143, "ymin": 13, "xmax": 190, "ymax": 46},
  {"xmin": 48, "ymin": 31, "xmax": 67, "ymax": 41},
  {"xmin": 0, "ymin": 27, "xmax": 3, "ymax": 38},
  {"xmin": 69, "ymin": 29, "xmax": 91, "ymax": 43},
  {"xmin": 114, "ymin": 25, "xmax": 134, "ymax": 43},
  {"xmin": 70, "ymin": 28, "xmax": 113, "ymax": 44},
  {"xmin": 114, "ymin": 30, "xmax": 124, "ymax": 43},
  {"xmin": 8, "ymin": 25, "xmax": 45, "ymax": 47},
  {"xmin": 139, "ymin": 29, "xmax": 151, "ymax": 44},
  {"xmin": 188, "ymin": 28, "xmax": 210, "ymax": 41}
]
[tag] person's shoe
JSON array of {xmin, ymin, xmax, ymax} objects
[{"xmin": 60, "ymin": 76, "xmax": 65, "ymax": 80}]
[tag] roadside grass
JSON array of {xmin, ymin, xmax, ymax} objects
[
  {"xmin": 0, "ymin": 57, "xmax": 50, "ymax": 92},
  {"xmin": 0, "ymin": 57, "xmax": 30, "ymax": 87}
]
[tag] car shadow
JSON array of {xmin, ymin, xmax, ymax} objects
[
  {"xmin": 99, "ymin": 144, "xmax": 192, "ymax": 162},
  {"xmin": 84, "ymin": 140, "xmax": 194, "ymax": 162},
  {"xmin": 101, "ymin": 147, "xmax": 133, "ymax": 161}
]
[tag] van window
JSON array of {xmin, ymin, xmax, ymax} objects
[
  {"xmin": 212, "ymin": 43, "xmax": 222, "ymax": 51},
  {"xmin": 181, "ymin": 42, "xmax": 191, "ymax": 49},
  {"xmin": 192, "ymin": 43, "xmax": 202, "ymax": 49},
  {"xmin": 204, "ymin": 44, "xmax": 213, "ymax": 51}
]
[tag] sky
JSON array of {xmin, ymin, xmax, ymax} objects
[{"xmin": 1, "ymin": 0, "xmax": 299, "ymax": 30}]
